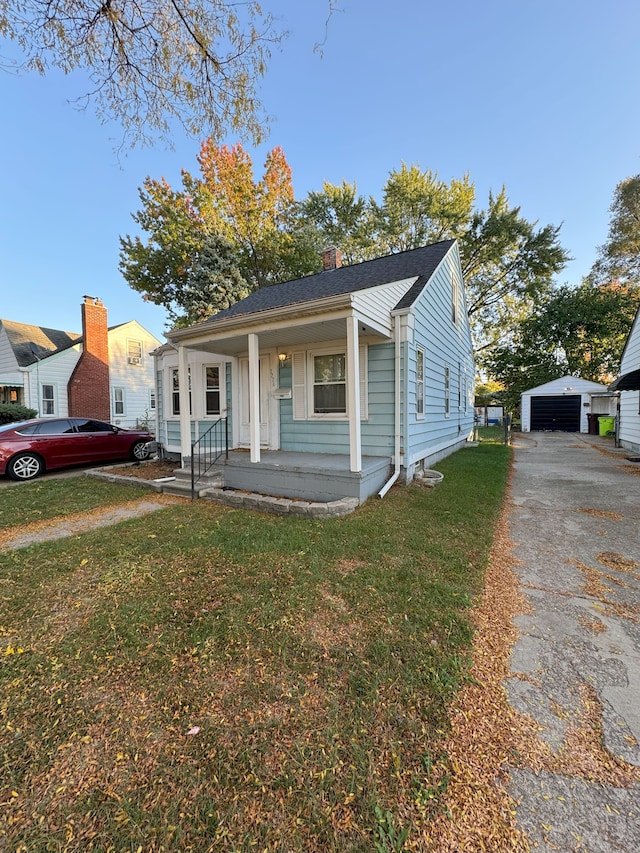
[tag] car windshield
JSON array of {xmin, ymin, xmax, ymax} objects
[{"xmin": 0, "ymin": 421, "xmax": 30, "ymax": 433}]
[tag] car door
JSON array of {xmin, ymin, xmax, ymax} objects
[
  {"xmin": 70, "ymin": 418, "xmax": 120, "ymax": 462},
  {"xmin": 30, "ymin": 419, "xmax": 77, "ymax": 467}
]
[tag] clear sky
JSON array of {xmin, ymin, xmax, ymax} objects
[{"xmin": 1, "ymin": 0, "xmax": 639, "ymax": 343}]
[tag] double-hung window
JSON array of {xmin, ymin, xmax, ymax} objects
[
  {"xmin": 41, "ymin": 384, "xmax": 55, "ymax": 415},
  {"xmin": 128, "ymin": 340, "xmax": 143, "ymax": 365},
  {"xmin": 205, "ymin": 366, "xmax": 221, "ymax": 416},
  {"xmin": 112, "ymin": 387, "xmax": 125, "ymax": 416},
  {"xmin": 171, "ymin": 368, "xmax": 191, "ymax": 416},
  {"xmin": 313, "ymin": 353, "xmax": 346, "ymax": 414},
  {"xmin": 416, "ymin": 347, "xmax": 425, "ymax": 418}
]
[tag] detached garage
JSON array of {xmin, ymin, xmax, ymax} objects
[{"xmin": 521, "ymin": 376, "xmax": 613, "ymax": 433}]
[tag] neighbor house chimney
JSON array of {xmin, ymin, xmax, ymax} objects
[
  {"xmin": 67, "ymin": 296, "xmax": 111, "ymax": 421},
  {"xmin": 322, "ymin": 247, "xmax": 342, "ymax": 270}
]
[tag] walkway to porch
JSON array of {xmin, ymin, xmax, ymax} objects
[{"xmin": 214, "ymin": 450, "xmax": 392, "ymax": 503}]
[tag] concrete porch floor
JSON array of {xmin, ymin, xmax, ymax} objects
[{"xmin": 212, "ymin": 450, "xmax": 392, "ymax": 503}]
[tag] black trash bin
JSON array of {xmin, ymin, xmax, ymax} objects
[{"xmin": 587, "ymin": 413, "xmax": 599, "ymax": 435}]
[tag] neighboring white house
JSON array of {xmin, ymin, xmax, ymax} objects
[
  {"xmin": 0, "ymin": 299, "xmax": 161, "ymax": 429},
  {"xmin": 521, "ymin": 376, "xmax": 616, "ymax": 434},
  {"xmin": 610, "ymin": 305, "xmax": 640, "ymax": 453}
]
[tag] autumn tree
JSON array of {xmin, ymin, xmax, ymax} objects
[
  {"xmin": 0, "ymin": 0, "xmax": 283, "ymax": 145},
  {"xmin": 298, "ymin": 180, "xmax": 376, "ymax": 264},
  {"xmin": 120, "ymin": 141, "xmax": 317, "ymax": 324},
  {"xmin": 591, "ymin": 174, "xmax": 640, "ymax": 286}
]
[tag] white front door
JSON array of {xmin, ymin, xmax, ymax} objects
[{"xmin": 239, "ymin": 356, "xmax": 271, "ymax": 447}]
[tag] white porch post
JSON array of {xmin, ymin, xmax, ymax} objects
[
  {"xmin": 346, "ymin": 315, "xmax": 362, "ymax": 472},
  {"xmin": 248, "ymin": 332, "xmax": 261, "ymax": 463},
  {"xmin": 178, "ymin": 344, "xmax": 191, "ymax": 463}
]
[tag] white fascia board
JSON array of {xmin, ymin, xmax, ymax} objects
[{"xmin": 168, "ymin": 293, "xmax": 355, "ymax": 348}]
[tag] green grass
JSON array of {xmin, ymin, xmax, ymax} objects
[
  {"xmin": 0, "ymin": 444, "xmax": 510, "ymax": 852},
  {"xmin": 0, "ymin": 477, "xmax": 148, "ymax": 531}
]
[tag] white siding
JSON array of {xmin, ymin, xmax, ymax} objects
[
  {"xmin": 619, "ymin": 310, "xmax": 640, "ymax": 450},
  {"xmin": 23, "ymin": 347, "xmax": 80, "ymax": 416},
  {"xmin": 108, "ymin": 322, "xmax": 161, "ymax": 428},
  {"xmin": 520, "ymin": 376, "xmax": 610, "ymax": 433}
]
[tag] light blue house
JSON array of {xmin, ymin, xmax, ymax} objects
[{"xmin": 153, "ymin": 240, "xmax": 476, "ymax": 504}]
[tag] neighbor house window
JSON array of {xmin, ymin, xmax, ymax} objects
[
  {"xmin": 171, "ymin": 368, "xmax": 191, "ymax": 416},
  {"xmin": 127, "ymin": 339, "xmax": 143, "ymax": 365},
  {"xmin": 416, "ymin": 347, "xmax": 425, "ymax": 418},
  {"xmin": 457, "ymin": 362, "xmax": 462, "ymax": 410},
  {"xmin": 313, "ymin": 353, "xmax": 346, "ymax": 414},
  {"xmin": 205, "ymin": 366, "xmax": 221, "ymax": 416},
  {"xmin": 149, "ymin": 390, "xmax": 156, "ymax": 410},
  {"xmin": 444, "ymin": 367, "xmax": 450, "ymax": 416},
  {"xmin": 41, "ymin": 383, "xmax": 55, "ymax": 415},
  {"xmin": 112, "ymin": 387, "xmax": 125, "ymax": 416}
]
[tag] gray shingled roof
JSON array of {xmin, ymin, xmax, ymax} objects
[
  {"xmin": 193, "ymin": 240, "xmax": 456, "ymax": 327},
  {"xmin": 1, "ymin": 320, "xmax": 80, "ymax": 366}
]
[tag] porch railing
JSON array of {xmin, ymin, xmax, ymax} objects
[{"xmin": 191, "ymin": 417, "xmax": 228, "ymax": 500}]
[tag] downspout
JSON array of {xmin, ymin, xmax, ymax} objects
[{"xmin": 378, "ymin": 313, "xmax": 402, "ymax": 498}]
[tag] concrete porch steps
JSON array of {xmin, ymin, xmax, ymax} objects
[{"xmin": 161, "ymin": 467, "xmax": 224, "ymax": 498}]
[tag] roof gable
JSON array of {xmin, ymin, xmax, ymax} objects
[
  {"xmin": 183, "ymin": 240, "xmax": 456, "ymax": 330},
  {"xmin": 522, "ymin": 375, "xmax": 609, "ymax": 395},
  {"xmin": 0, "ymin": 319, "xmax": 79, "ymax": 367}
]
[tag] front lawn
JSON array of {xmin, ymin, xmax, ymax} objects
[{"xmin": 0, "ymin": 443, "xmax": 510, "ymax": 852}]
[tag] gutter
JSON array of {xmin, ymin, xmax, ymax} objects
[{"xmin": 378, "ymin": 313, "xmax": 402, "ymax": 498}]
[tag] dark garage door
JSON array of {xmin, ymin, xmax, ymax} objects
[{"xmin": 530, "ymin": 395, "xmax": 581, "ymax": 431}]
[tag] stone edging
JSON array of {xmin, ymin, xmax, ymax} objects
[{"xmin": 87, "ymin": 469, "xmax": 360, "ymax": 518}]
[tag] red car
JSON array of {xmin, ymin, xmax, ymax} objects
[{"xmin": 0, "ymin": 417, "xmax": 154, "ymax": 481}]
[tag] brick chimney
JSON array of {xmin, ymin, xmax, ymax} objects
[
  {"xmin": 67, "ymin": 296, "xmax": 111, "ymax": 421},
  {"xmin": 322, "ymin": 247, "xmax": 342, "ymax": 270}
]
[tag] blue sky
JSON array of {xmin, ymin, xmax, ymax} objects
[{"xmin": 1, "ymin": 0, "xmax": 639, "ymax": 343}]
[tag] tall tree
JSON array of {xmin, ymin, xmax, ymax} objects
[
  {"xmin": 372, "ymin": 164, "xmax": 475, "ymax": 253},
  {"xmin": 592, "ymin": 175, "xmax": 640, "ymax": 285},
  {"xmin": 1, "ymin": 0, "xmax": 283, "ymax": 145},
  {"xmin": 120, "ymin": 141, "xmax": 317, "ymax": 323},
  {"xmin": 486, "ymin": 280, "xmax": 640, "ymax": 410},
  {"xmin": 298, "ymin": 180, "xmax": 376, "ymax": 264}
]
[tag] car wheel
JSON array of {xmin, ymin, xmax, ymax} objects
[
  {"xmin": 130, "ymin": 440, "xmax": 151, "ymax": 461},
  {"xmin": 7, "ymin": 452, "xmax": 45, "ymax": 481}
]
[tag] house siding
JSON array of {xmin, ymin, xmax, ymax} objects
[
  {"xmin": 278, "ymin": 343, "xmax": 395, "ymax": 457},
  {"xmin": 23, "ymin": 348, "xmax": 81, "ymax": 416},
  {"xmin": 108, "ymin": 322, "xmax": 160, "ymax": 428},
  {"xmin": 405, "ymin": 253, "xmax": 474, "ymax": 470},
  {"xmin": 619, "ymin": 312, "xmax": 640, "ymax": 451}
]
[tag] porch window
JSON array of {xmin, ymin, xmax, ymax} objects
[
  {"xmin": 205, "ymin": 366, "xmax": 221, "ymax": 416},
  {"xmin": 416, "ymin": 347, "xmax": 425, "ymax": 418},
  {"xmin": 171, "ymin": 368, "xmax": 191, "ymax": 416},
  {"xmin": 444, "ymin": 367, "xmax": 450, "ymax": 417},
  {"xmin": 112, "ymin": 387, "xmax": 125, "ymax": 416},
  {"xmin": 313, "ymin": 353, "xmax": 346, "ymax": 414},
  {"xmin": 41, "ymin": 383, "xmax": 55, "ymax": 415}
]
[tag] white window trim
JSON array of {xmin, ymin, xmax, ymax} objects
[
  {"xmin": 307, "ymin": 347, "xmax": 348, "ymax": 420},
  {"xmin": 149, "ymin": 389, "xmax": 156, "ymax": 411},
  {"xmin": 112, "ymin": 386, "xmax": 126, "ymax": 417},
  {"xmin": 127, "ymin": 338, "xmax": 144, "ymax": 366},
  {"xmin": 292, "ymin": 343, "xmax": 368, "ymax": 422},
  {"xmin": 203, "ymin": 362, "xmax": 224, "ymax": 418},
  {"xmin": 452, "ymin": 271, "xmax": 460, "ymax": 326},
  {"xmin": 416, "ymin": 346, "xmax": 425, "ymax": 420},
  {"xmin": 40, "ymin": 382, "xmax": 57, "ymax": 416},
  {"xmin": 169, "ymin": 366, "xmax": 191, "ymax": 417},
  {"xmin": 444, "ymin": 365, "xmax": 451, "ymax": 418}
]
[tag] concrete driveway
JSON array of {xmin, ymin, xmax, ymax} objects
[{"xmin": 506, "ymin": 432, "xmax": 640, "ymax": 852}]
